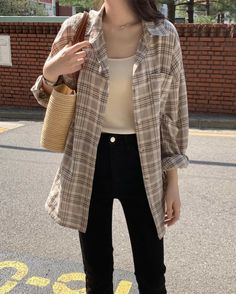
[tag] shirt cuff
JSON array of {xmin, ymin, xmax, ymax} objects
[
  {"xmin": 31, "ymin": 75, "xmax": 64, "ymax": 108},
  {"xmin": 161, "ymin": 154, "xmax": 190, "ymax": 172}
]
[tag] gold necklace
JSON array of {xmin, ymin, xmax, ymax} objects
[
  {"xmin": 118, "ymin": 20, "xmax": 141, "ymax": 30},
  {"xmin": 102, "ymin": 13, "xmax": 141, "ymax": 31}
]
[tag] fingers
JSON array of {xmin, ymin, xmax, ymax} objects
[
  {"xmin": 72, "ymin": 53, "xmax": 87, "ymax": 67},
  {"xmin": 167, "ymin": 206, "xmax": 173, "ymax": 220},
  {"xmin": 164, "ymin": 213, "xmax": 178, "ymax": 226},
  {"xmin": 174, "ymin": 205, "xmax": 180, "ymax": 220},
  {"xmin": 68, "ymin": 41, "xmax": 91, "ymax": 53},
  {"xmin": 62, "ymin": 45, "xmax": 87, "ymax": 71},
  {"xmin": 75, "ymin": 50, "xmax": 87, "ymax": 58},
  {"xmin": 47, "ymin": 40, "xmax": 91, "ymax": 77},
  {"xmin": 70, "ymin": 57, "xmax": 85, "ymax": 72},
  {"xmin": 63, "ymin": 41, "xmax": 90, "ymax": 66},
  {"xmin": 164, "ymin": 200, "xmax": 181, "ymax": 227},
  {"xmin": 64, "ymin": 41, "xmax": 72, "ymax": 49}
]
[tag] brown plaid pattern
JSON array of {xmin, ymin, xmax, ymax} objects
[{"xmin": 31, "ymin": 4, "xmax": 189, "ymax": 240}]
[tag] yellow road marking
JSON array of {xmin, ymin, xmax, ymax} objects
[
  {"xmin": 0, "ymin": 261, "xmax": 28, "ymax": 293},
  {"xmin": 0, "ymin": 127, "xmax": 8, "ymax": 133},
  {"xmin": 190, "ymin": 131, "xmax": 236, "ymax": 138},
  {"xmin": 53, "ymin": 272, "xmax": 86, "ymax": 293},
  {"xmin": 115, "ymin": 280, "xmax": 133, "ymax": 294},
  {"xmin": 26, "ymin": 276, "xmax": 50, "ymax": 287},
  {"xmin": 0, "ymin": 122, "xmax": 24, "ymax": 133},
  {"xmin": 0, "ymin": 260, "xmax": 134, "ymax": 293}
]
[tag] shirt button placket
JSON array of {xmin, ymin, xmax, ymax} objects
[{"xmin": 136, "ymin": 119, "xmax": 141, "ymax": 127}]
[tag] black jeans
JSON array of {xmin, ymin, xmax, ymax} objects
[{"xmin": 78, "ymin": 132, "xmax": 167, "ymax": 294}]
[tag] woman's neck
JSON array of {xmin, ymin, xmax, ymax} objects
[{"xmin": 103, "ymin": 0, "xmax": 140, "ymax": 27}]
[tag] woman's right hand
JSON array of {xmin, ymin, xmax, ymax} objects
[{"xmin": 43, "ymin": 40, "xmax": 92, "ymax": 83}]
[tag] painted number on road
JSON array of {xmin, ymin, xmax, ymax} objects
[{"xmin": 0, "ymin": 260, "xmax": 133, "ymax": 294}]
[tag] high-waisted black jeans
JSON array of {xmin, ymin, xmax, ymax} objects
[{"xmin": 78, "ymin": 132, "xmax": 167, "ymax": 294}]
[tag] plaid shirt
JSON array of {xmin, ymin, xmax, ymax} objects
[{"xmin": 31, "ymin": 4, "xmax": 189, "ymax": 240}]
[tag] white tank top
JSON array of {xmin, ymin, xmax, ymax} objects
[{"xmin": 101, "ymin": 55, "xmax": 136, "ymax": 134}]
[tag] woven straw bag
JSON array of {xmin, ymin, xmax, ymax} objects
[{"xmin": 40, "ymin": 11, "xmax": 89, "ymax": 153}]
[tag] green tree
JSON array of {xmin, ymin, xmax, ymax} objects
[
  {"xmin": 194, "ymin": 15, "xmax": 214, "ymax": 23},
  {"xmin": 0, "ymin": 0, "xmax": 47, "ymax": 16},
  {"xmin": 159, "ymin": 0, "xmax": 236, "ymax": 23},
  {"xmin": 210, "ymin": 0, "xmax": 236, "ymax": 22},
  {"xmin": 59, "ymin": 0, "xmax": 94, "ymax": 11}
]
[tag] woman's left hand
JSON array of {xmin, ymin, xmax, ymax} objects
[{"xmin": 164, "ymin": 182, "xmax": 181, "ymax": 227}]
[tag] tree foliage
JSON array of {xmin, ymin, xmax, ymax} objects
[
  {"xmin": 59, "ymin": 0, "xmax": 94, "ymax": 11},
  {"xmin": 210, "ymin": 0, "xmax": 236, "ymax": 20},
  {"xmin": 54, "ymin": 1, "xmax": 236, "ymax": 22},
  {"xmin": 159, "ymin": 0, "xmax": 236, "ymax": 23},
  {"xmin": 0, "ymin": 0, "xmax": 47, "ymax": 16}
]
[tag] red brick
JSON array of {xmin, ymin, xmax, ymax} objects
[{"xmin": 0, "ymin": 22, "xmax": 236, "ymax": 114}]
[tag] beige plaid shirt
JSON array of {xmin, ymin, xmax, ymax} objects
[{"xmin": 31, "ymin": 4, "xmax": 189, "ymax": 240}]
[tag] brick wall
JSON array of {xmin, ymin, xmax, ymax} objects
[
  {"xmin": 0, "ymin": 22, "xmax": 58, "ymax": 108},
  {"xmin": 0, "ymin": 21, "xmax": 235, "ymax": 114},
  {"xmin": 178, "ymin": 24, "xmax": 236, "ymax": 114}
]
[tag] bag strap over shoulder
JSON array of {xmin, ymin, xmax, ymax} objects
[
  {"xmin": 64, "ymin": 11, "xmax": 89, "ymax": 90},
  {"xmin": 73, "ymin": 11, "xmax": 89, "ymax": 44}
]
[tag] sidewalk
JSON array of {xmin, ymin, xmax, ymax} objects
[{"xmin": 0, "ymin": 107, "xmax": 235, "ymax": 129}]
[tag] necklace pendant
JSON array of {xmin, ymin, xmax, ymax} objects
[{"xmin": 119, "ymin": 24, "xmax": 128, "ymax": 30}]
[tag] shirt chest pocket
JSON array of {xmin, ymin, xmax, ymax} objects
[{"xmin": 149, "ymin": 72, "xmax": 173, "ymax": 113}]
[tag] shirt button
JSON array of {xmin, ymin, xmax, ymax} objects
[{"xmin": 110, "ymin": 136, "xmax": 116, "ymax": 143}]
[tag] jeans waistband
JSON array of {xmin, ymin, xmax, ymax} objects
[{"xmin": 100, "ymin": 132, "xmax": 138, "ymax": 147}]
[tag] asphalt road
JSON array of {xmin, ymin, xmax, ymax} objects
[{"xmin": 0, "ymin": 121, "xmax": 235, "ymax": 294}]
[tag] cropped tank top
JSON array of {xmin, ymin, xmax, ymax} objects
[{"xmin": 101, "ymin": 55, "xmax": 136, "ymax": 134}]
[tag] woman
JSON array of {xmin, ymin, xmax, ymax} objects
[{"xmin": 31, "ymin": 0, "xmax": 190, "ymax": 293}]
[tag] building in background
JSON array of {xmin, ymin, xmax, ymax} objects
[{"xmin": 32, "ymin": 0, "xmax": 75, "ymax": 16}]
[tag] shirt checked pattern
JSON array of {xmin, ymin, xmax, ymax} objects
[{"xmin": 31, "ymin": 3, "xmax": 190, "ymax": 240}]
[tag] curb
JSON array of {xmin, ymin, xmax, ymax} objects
[
  {"xmin": 189, "ymin": 113, "xmax": 236, "ymax": 130},
  {"xmin": 0, "ymin": 108, "xmax": 45, "ymax": 121},
  {"xmin": 0, "ymin": 108, "xmax": 235, "ymax": 130}
]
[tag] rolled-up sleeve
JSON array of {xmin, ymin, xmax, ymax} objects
[
  {"xmin": 160, "ymin": 29, "xmax": 190, "ymax": 172},
  {"xmin": 31, "ymin": 74, "xmax": 64, "ymax": 108}
]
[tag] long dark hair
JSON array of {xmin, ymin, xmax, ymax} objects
[{"xmin": 127, "ymin": 0, "xmax": 165, "ymax": 23}]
